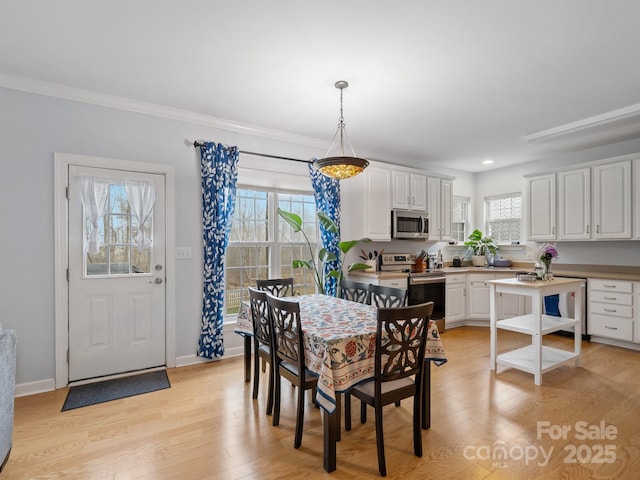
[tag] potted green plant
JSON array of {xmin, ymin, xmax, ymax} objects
[
  {"xmin": 278, "ymin": 208, "xmax": 371, "ymax": 296},
  {"xmin": 464, "ymin": 229, "xmax": 499, "ymax": 267}
]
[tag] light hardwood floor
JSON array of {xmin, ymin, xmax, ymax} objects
[{"xmin": 5, "ymin": 327, "xmax": 640, "ymax": 479}]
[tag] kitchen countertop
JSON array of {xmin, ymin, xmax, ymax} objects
[
  {"xmin": 442, "ymin": 263, "xmax": 640, "ymax": 282},
  {"xmin": 351, "ymin": 264, "xmax": 640, "ymax": 282}
]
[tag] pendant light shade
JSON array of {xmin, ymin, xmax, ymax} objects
[{"xmin": 315, "ymin": 81, "xmax": 369, "ymax": 180}]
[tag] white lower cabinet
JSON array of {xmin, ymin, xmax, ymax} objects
[
  {"xmin": 495, "ymin": 273, "xmax": 530, "ymax": 319},
  {"xmin": 635, "ymin": 282, "xmax": 640, "ymax": 344},
  {"xmin": 588, "ymin": 279, "xmax": 635, "ymax": 342},
  {"xmin": 445, "ymin": 274, "xmax": 466, "ymax": 322},
  {"xmin": 468, "ymin": 274, "xmax": 491, "ymax": 321},
  {"xmin": 449, "ymin": 272, "xmax": 530, "ymax": 325}
]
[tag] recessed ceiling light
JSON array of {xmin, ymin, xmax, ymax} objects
[{"xmin": 482, "ymin": 159, "xmax": 494, "ymax": 165}]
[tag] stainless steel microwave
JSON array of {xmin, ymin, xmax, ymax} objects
[{"xmin": 391, "ymin": 209, "xmax": 429, "ymax": 239}]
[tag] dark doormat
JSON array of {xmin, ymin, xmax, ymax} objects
[{"xmin": 62, "ymin": 370, "xmax": 170, "ymax": 411}]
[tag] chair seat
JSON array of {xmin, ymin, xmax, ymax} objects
[
  {"xmin": 280, "ymin": 361, "xmax": 317, "ymax": 383},
  {"xmin": 350, "ymin": 377, "xmax": 415, "ymax": 398}
]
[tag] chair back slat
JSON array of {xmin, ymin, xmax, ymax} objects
[
  {"xmin": 256, "ymin": 277, "xmax": 294, "ymax": 297},
  {"xmin": 248, "ymin": 287, "xmax": 271, "ymax": 347},
  {"xmin": 340, "ymin": 279, "xmax": 371, "ymax": 304},
  {"xmin": 369, "ymin": 284, "xmax": 408, "ymax": 308},
  {"xmin": 267, "ymin": 295, "xmax": 303, "ymax": 368},
  {"xmin": 376, "ymin": 302, "xmax": 434, "ymax": 383}
]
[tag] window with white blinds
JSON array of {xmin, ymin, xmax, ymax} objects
[
  {"xmin": 485, "ymin": 192, "xmax": 521, "ymax": 243},
  {"xmin": 451, "ymin": 196, "xmax": 470, "ymax": 243}
]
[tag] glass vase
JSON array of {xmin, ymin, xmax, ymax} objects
[{"xmin": 541, "ymin": 259, "xmax": 552, "ymax": 280}]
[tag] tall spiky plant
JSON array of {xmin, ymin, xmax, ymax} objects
[{"xmin": 278, "ymin": 208, "xmax": 370, "ymax": 295}]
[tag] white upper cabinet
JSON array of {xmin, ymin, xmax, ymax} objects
[
  {"xmin": 526, "ymin": 157, "xmax": 636, "ymax": 242},
  {"xmin": 440, "ymin": 179, "xmax": 453, "ymax": 240},
  {"xmin": 592, "ymin": 160, "xmax": 632, "ymax": 239},
  {"xmin": 427, "ymin": 176, "xmax": 453, "ymax": 241},
  {"xmin": 635, "ymin": 159, "xmax": 640, "ymax": 239},
  {"xmin": 527, "ymin": 173, "xmax": 556, "ymax": 241},
  {"xmin": 342, "ymin": 163, "xmax": 392, "ymax": 241},
  {"xmin": 558, "ymin": 167, "xmax": 591, "ymax": 240},
  {"xmin": 391, "ymin": 170, "xmax": 426, "ymax": 211}
]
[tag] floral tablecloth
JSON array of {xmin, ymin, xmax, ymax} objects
[{"xmin": 235, "ymin": 293, "xmax": 447, "ymax": 414}]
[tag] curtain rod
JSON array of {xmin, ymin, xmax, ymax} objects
[{"xmin": 193, "ymin": 141, "xmax": 312, "ymax": 165}]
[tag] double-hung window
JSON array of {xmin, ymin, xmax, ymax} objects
[
  {"xmin": 485, "ymin": 192, "xmax": 522, "ymax": 244},
  {"xmin": 451, "ymin": 196, "xmax": 470, "ymax": 243},
  {"xmin": 224, "ymin": 186, "xmax": 318, "ymax": 315}
]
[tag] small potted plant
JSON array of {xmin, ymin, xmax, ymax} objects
[{"xmin": 464, "ymin": 229, "xmax": 499, "ymax": 267}]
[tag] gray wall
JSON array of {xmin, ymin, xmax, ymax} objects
[{"xmin": 1, "ymin": 86, "xmax": 639, "ymax": 388}]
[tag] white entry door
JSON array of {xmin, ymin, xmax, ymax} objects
[{"xmin": 68, "ymin": 165, "xmax": 166, "ymax": 381}]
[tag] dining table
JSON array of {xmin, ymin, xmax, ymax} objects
[{"xmin": 235, "ymin": 293, "xmax": 447, "ymax": 472}]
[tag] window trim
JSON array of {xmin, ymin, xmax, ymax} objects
[{"xmin": 224, "ymin": 185, "xmax": 318, "ymax": 320}]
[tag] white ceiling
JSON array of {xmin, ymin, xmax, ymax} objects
[{"xmin": 1, "ymin": 0, "xmax": 640, "ymax": 172}]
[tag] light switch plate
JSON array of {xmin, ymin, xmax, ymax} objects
[{"xmin": 175, "ymin": 247, "xmax": 192, "ymax": 259}]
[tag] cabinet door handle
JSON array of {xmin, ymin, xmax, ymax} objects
[
  {"xmin": 604, "ymin": 309, "xmax": 617, "ymax": 313},
  {"xmin": 463, "ymin": 288, "xmax": 466, "ymax": 296},
  {"xmin": 552, "ymin": 226, "xmax": 555, "ymax": 235},
  {"xmin": 604, "ymin": 297, "xmax": 617, "ymax": 301},
  {"xmin": 596, "ymin": 225, "xmax": 600, "ymax": 234},
  {"xmin": 586, "ymin": 225, "xmax": 590, "ymax": 234},
  {"xmin": 605, "ymin": 325, "xmax": 618, "ymax": 330},
  {"xmin": 603, "ymin": 285, "xmax": 617, "ymax": 289},
  {"xmin": 407, "ymin": 196, "xmax": 410, "ymax": 204},
  {"xmin": 411, "ymin": 196, "xmax": 415, "ymax": 205}
]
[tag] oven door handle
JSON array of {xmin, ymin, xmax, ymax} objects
[{"xmin": 410, "ymin": 276, "xmax": 446, "ymax": 285}]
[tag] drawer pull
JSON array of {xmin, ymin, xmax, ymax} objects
[
  {"xmin": 603, "ymin": 285, "xmax": 617, "ymax": 289},
  {"xmin": 603, "ymin": 297, "xmax": 617, "ymax": 301},
  {"xmin": 605, "ymin": 325, "xmax": 618, "ymax": 330},
  {"xmin": 604, "ymin": 309, "xmax": 617, "ymax": 313}
]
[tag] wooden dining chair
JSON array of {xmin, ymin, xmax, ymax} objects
[
  {"xmin": 256, "ymin": 277, "xmax": 294, "ymax": 297},
  {"xmin": 369, "ymin": 284, "xmax": 408, "ymax": 308},
  {"xmin": 339, "ymin": 279, "xmax": 371, "ymax": 304},
  {"xmin": 247, "ymin": 287, "xmax": 275, "ymax": 415},
  {"xmin": 266, "ymin": 294, "xmax": 319, "ymax": 449},
  {"xmin": 344, "ymin": 301, "xmax": 434, "ymax": 477}
]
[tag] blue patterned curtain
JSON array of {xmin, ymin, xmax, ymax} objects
[
  {"xmin": 197, "ymin": 142, "xmax": 239, "ymax": 359},
  {"xmin": 308, "ymin": 162, "xmax": 341, "ymax": 296}
]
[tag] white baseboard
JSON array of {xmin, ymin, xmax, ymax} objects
[
  {"xmin": 589, "ymin": 335, "xmax": 640, "ymax": 351},
  {"xmin": 445, "ymin": 319, "xmax": 490, "ymax": 329},
  {"xmin": 173, "ymin": 347, "xmax": 245, "ymax": 368},
  {"xmin": 15, "ymin": 378, "xmax": 56, "ymax": 397}
]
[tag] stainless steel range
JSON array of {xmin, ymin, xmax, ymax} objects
[{"xmin": 380, "ymin": 253, "xmax": 446, "ymax": 321}]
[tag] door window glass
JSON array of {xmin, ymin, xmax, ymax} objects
[{"xmin": 85, "ymin": 183, "xmax": 152, "ymax": 276}]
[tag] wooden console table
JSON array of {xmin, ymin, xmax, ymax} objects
[{"xmin": 488, "ymin": 277, "xmax": 585, "ymax": 385}]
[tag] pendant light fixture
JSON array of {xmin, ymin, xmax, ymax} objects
[{"xmin": 314, "ymin": 80, "xmax": 369, "ymax": 180}]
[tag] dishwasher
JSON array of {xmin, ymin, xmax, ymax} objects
[{"xmin": 543, "ymin": 275, "xmax": 589, "ymax": 340}]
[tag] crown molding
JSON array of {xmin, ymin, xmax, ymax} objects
[
  {"xmin": 0, "ymin": 72, "xmax": 328, "ymax": 150},
  {"xmin": 525, "ymin": 103, "xmax": 640, "ymax": 144}
]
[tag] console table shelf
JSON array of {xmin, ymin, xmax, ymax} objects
[{"xmin": 488, "ymin": 277, "xmax": 586, "ymax": 385}]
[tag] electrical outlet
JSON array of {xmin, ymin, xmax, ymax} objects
[{"xmin": 175, "ymin": 247, "xmax": 192, "ymax": 259}]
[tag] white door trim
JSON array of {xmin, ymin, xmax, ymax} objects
[{"xmin": 54, "ymin": 153, "xmax": 176, "ymax": 389}]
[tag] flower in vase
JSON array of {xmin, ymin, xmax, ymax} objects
[
  {"xmin": 537, "ymin": 243, "xmax": 558, "ymax": 264},
  {"xmin": 536, "ymin": 244, "xmax": 558, "ymax": 277}
]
